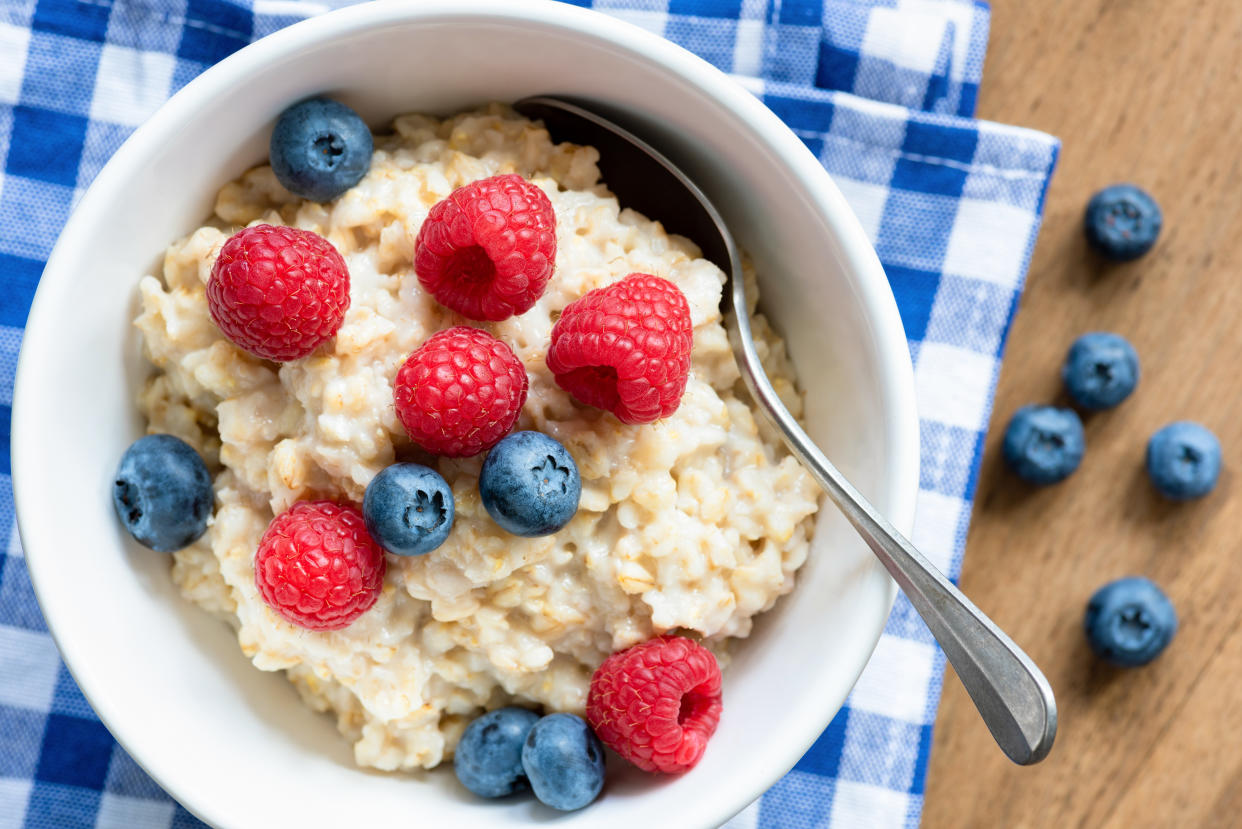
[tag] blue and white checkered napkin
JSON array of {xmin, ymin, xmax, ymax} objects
[{"xmin": 0, "ymin": 1, "xmax": 1058, "ymax": 826}]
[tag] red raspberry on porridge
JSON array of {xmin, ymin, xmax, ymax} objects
[
  {"xmin": 587, "ymin": 635, "xmax": 722, "ymax": 773},
  {"xmin": 414, "ymin": 173, "xmax": 557, "ymax": 321},
  {"xmin": 207, "ymin": 224, "xmax": 350, "ymax": 362},
  {"xmin": 253, "ymin": 501, "xmax": 386, "ymax": 631},
  {"xmin": 547, "ymin": 273, "xmax": 694, "ymax": 424},
  {"xmin": 393, "ymin": 325, "xmax": 528, "ymax": 457}
]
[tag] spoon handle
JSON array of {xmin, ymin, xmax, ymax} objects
[{"xmin": 726, "ymin": 300, "xmax": 1056, "ymax": 766}]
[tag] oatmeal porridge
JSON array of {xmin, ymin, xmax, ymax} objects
[{"xmin": 133, "ymin": 104, "xmax": 819, "ymax": 771}]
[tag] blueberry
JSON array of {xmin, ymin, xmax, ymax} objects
[
  {"xmin": 1061, "ymin": 332, "xmax": 1140, "ymax": 410},
  {"xmin": 1084, "ymin": 184, "xmax": 1162, "ymax": 261},
  {"xmin": 1002, "ymin": 405, "xmax": 1085, "ymax": 485},
  {"xmin": 362, "ymin": 463, "xmax": 454, "ymax": 555},
  {"xmin": 479, "ymin": 432, "xmax": 581, "ymax": 537},
  {"xmin": 1146, "ymin": 421, "xmax": 1221, "ymax": 500},
  {"xmin": 269, "ymin": 98, "xmax": 372, "ymax": 202},
  {"xmin": 521, "ymin": 713, "xmax": 605, "ymax": 811},
  {"xmin": 1085, "ymin": 577, "xmax": 1177, "ymax": 667},
  {"xmin": 454, "ymin": 707, "xmax": 540, "ymax": 798},
  {"xmin": 113, "ymin": 434, "xmax": 212, "ymax": 552}
]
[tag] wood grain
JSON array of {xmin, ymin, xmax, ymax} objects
[{"xmin": 921, "ymin": 1, "xmax": 1242, "ymax": 826}]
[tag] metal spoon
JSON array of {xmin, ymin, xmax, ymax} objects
[{"xmin": 515, "ymin": 96, "xmax": 1057, "ymax": 765}]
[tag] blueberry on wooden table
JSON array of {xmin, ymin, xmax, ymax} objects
[
  {"xmin": 1083, "ymin": 183, "xmax": 1162, "ymax": 261},
  {"xmin": 1085, "ymin": 577, "xmax": 1177, "ymax": 667},
  {"xmin": 1002, "ymin": 405, "xmax": 1086, "ymax": 484},
  {"xmin": 1062, "ymin": 332, "xmax": 1140, "ymax": 410},
  {"xmin": 1146, "ymin": 421, "xmax": 1221, "ymax": 499}
]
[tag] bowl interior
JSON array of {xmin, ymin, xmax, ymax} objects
[{"xmin": 13, "ymin": 3, "xmax": 917, "ymax": 827}]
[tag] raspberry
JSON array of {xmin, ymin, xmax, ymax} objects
[
  {"xmin": 414, "ymin": 174, "xmax": 556, "ymax": 321},
  {"xmin": 253, "ymin": 501, "xmax": 385, "ymax": 631},
  {"xmin": 546, "ymin": 274, "xmax": 693, "ymax": 424},
  {"xmin": 208, "ymin": 224, "xmax": 350, "ymax": 362},
  {"xmin": 393, "ymin": 326, "xmax": 528, "ymax": 457},
  {"xmin": 586, "ymin": 635, "xmax": 722, "ymax": 774}
]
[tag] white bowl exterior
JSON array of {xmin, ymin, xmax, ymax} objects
[{"xmin": 13, "ymin": 2, "xmax": 919, "ymax": 827}]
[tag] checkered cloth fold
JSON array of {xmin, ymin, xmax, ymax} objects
[{"xmin": 0, "ymin": 1, "xmax": 1058, "ymax": 827}]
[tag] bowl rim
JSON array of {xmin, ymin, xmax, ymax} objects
[{"xmin": 13, "ymin": 1, "xmax": 920, "ymax": 825}]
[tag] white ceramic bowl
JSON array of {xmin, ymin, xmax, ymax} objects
[{"xmin": 13, "ymin": 2, "xmax": 919, "ymax": 827}]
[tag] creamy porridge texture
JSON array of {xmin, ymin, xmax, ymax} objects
[{"xmin": 134, "ymin": 104, "xmax": 819, "ymax": 771}]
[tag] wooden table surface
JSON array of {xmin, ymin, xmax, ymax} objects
[{"xmin": 920, "ymin": 1, "xmax": 1242, "ymax": 826}]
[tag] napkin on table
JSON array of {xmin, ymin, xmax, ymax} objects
[{"xmin": 0, "ymin": 1, "xmax": 1058, "ymax": 827}]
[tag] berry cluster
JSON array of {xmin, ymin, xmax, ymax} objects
[
  {"xmin": 452, "ymin": 634, "xmax": 725, "ymax": 812},
  {"xmin": 454, "ymin": 708, "xmax": 605, "ymax": 811},
  {"xmin": 116, "ymin": 99, "xmax": 726, "ymax": 815},
  {"xmin": 1002, "ymin": 185, "xmax": 1216, "ymax": 670},
  {"xmin": 1002, "ymin": 331, "xmax": 1198, "ymax": 669},
  {"xmin": 204, "ymin": 169, "xmax": 694, "ymax": 431},
  {"xmin": 196, "ymin": 165, "xmax": 700, "ymax": 633},
  {"xmin": 195, "ymin": 163, "xmax": 700, "ymax": 636}
]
